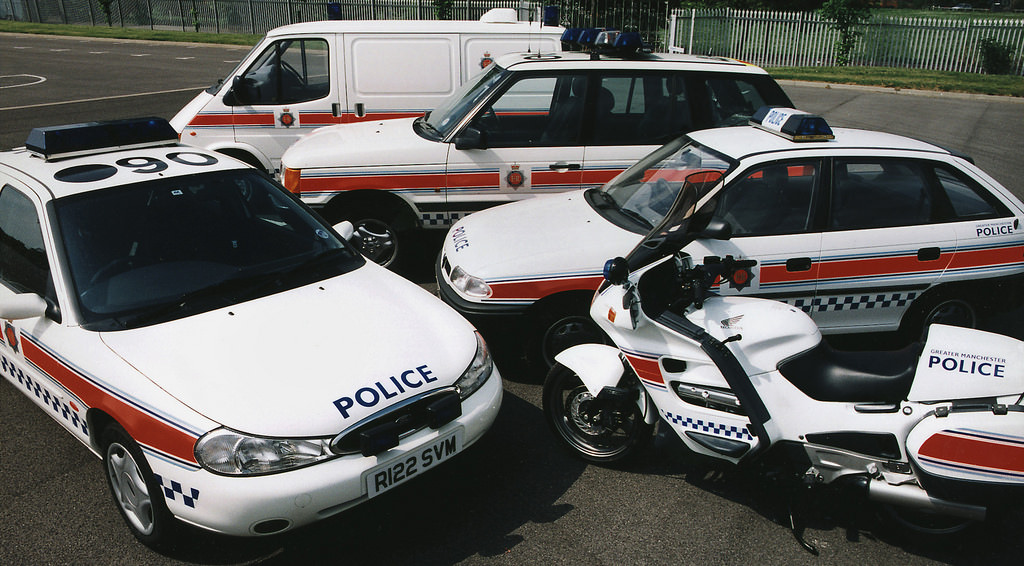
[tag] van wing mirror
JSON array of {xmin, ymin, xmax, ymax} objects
[
  {"xmin": 228, "ymin": 76, "xmax": 249, "ymax": 105},
  {"xmin": 454, "ymin": 126, "xmax": 485, "ymax": 150}
]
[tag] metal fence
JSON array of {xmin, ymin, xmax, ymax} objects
[
  {"xmin": 0, "ymin": 0, "xmax": 668, "ymax": 40},
  {"xmin": 670, "ymin": 8, "xmax": 1024, "ymax": 75},
  {"xmin": 3, "ymin": 1, "xmax": 1022, "ymax": 74}
]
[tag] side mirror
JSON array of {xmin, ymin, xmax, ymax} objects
[
  {"xmin": 699, "ymin": 218, "xmax": 732, "ymax": 240},
  {"xmin": 603, "ymin": 257, "xmax": 630, "ymax": 286},
  {"xmin": 228, "ymin": 76, "xmax": 249, "ymax": 105},
  {"xmin": 333, "ymin": 220, "xmax": 355, "ymax": 241},
  {"xmin": 454, "ymin": 126, "xmax": 485, "ymax": 150},
  {"xmin": 0, "ymin": 288, "xmax": 48, "ymax": 320}
]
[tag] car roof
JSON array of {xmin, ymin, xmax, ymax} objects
[
  {"xmin": 494, "ymin": 51, "xmax": 770, "ymax": 74},
  {"xmin": 688, "ymin": 125, "xmax": 952, "ymax": 162},
  {"xmin": 0, "ymin": 142, "xmax": 250, "ymax": 202}
]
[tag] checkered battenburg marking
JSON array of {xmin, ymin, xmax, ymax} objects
[
  {"xmin": 787, "ymin": 291, "xmax": 918, "ymax": 313},
  {"xmin": 155, "ymin": 474, "xmax": 200, "ymax": 508},
  {"xmin": 1, "ymin": 354, "xmax": 88, "ymax": 435},
  {"xmin": 663, "ymin": 411, "xmax": 754, "ymax": 441},
  {"xmin": 420, "ymin": 212, "xmax": 469, "ymax": 226}
]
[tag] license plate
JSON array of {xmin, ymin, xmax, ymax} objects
[{"xmin": 364, "ymin": 428, "xmax": 463, "ymax": 499}]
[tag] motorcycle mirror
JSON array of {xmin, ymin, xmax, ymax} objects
[{"xmin": 603, "ymin": 257, "xmax": 630, "ymax": 286}]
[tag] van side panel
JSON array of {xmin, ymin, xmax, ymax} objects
[
  {"xmin": 462, "ymin": 36, "xmax": 561, "ymax": 82},
  {"xmin": 346, "ymin": 35, "xmax": 460, "ymax": 121}
]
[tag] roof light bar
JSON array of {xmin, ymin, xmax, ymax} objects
[
  {"xmin": 750, "ymin": 107, "xmax": 834, "ymax": 142},
  {"xmin": 25, "ymin": 117, "xmax": 179, "ymax": 161}
]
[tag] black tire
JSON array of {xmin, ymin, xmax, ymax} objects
[
  {"xmin": 102, "ymin": 423, "xmax": 178, "ymax": 549},
  {"xmin": 902, "ymin": 293, "xmax": 977, "ymax": 343},
  {"xmin": 543, "ymin": 363, "xmax": 653, "ymax": 464},
  {"xmin": 528, "ymin": 300, "xmax": 609, "ymax": 377}
]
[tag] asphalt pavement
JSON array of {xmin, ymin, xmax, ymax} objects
[{"xmin": 1, "ymin": 33, "xmax": 1022, "ymax": 566}]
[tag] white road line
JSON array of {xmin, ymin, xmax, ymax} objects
[
  {"xmin": 0, "ymin": 74, "xmax": 47, "ymax": 89},
  {"xmin": 0, "ymin": 86, "xmax": 209, "ymax": 111}
]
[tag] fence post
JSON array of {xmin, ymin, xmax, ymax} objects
[
  {"xmin": 213, "ymin": 0, "xmax": 219, "ymax": 33},
  {"xmin": 248, "ymin": 0, "xmax": 255, "ymax": 34},
  {"xmin": 148, "ymin": 0, "xmax": 153, "ymax": 29},
  {"xmin": 689, "ymin": 8, "xmax": 695, "ymax": 54}
]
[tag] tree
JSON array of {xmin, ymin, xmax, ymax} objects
[{"xmin": 819, "ymin": 0, "xmax": 871, "ymax": 66}]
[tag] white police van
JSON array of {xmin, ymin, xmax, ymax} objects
[
  {"xmin": 0, "ymin": 118, "xmax": 501, "ymax": 548},
  {"xmin": 281, "ymin": 30, "xmax": 793, "ymax": 268},
  {"xmin": 170, "ymin": 8, "xmax": 563, "ymax": 176},
  {"xmin": 436, "ymin": 108, "xmax": 1024, "ymax": 372}
]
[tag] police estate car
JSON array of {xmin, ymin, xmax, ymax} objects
[
  {"xmin": 0, "ymin": 119, "xmax": 501, "ymax": 548},
  {"xmin": 437, "ymin": 108, "xmax": 1024, "ymax": 371},
  {"xmin": 280, "ymin": 31, "xmax": 792, "ymax": 268}
]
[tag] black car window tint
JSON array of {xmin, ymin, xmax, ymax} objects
[
  {"xmin": 830, "ymin": 159, "xmax": 935, "ymax": 230},
  {"xmin": 234, "ymin": 39, "xmax": 330, "ymax": 105},
  {"xmin": 0, "ymin": 185, "xmax": 51, "ymax": 298},
  {"xmin": 714, "ymin": 161, "xmax": 819, "ymax": 236}
]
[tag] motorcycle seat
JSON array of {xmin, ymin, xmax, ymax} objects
[{"xmin": 778, "ymin": 341, "xmax": 922, "ymax": 403}]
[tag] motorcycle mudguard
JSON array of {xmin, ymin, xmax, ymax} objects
[
  {"xmin": 555, "ymin": 344, "xmax": 626, "ymax": 397},
  {"xmin": 907, "ymin": 408, "xmax": 1024, "ymax": 488},
  {"xmin": 555, "ymin": 344, "xmax": 657, "ymax": 425}
]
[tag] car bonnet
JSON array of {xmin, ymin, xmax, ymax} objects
[
  {"xmin": 280, "ymin": 117, "xmax": 441, "ymax": 169},
  {"xmin": 443, "ymin": 190, "xmax": 642, "ymax": 280},
  {"xmin": 98, "ymin": 263, "xmax": 478, "ymax": 437}
]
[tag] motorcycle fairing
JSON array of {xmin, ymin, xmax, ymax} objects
[
  {"xmin": 910, "ymin": 324, "xmax": 1024, "ymax": 402},
  {"xmin": 907, "ymin": 407, "xmax": 1024, "ymax": 488}
]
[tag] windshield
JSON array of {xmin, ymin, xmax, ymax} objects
[
  {"xmin": 588, "ymin": 138, "xmax": 734, "ymax": 234},
  {"xmin": 54, "ymin": 170, "xmax": 364, "ymax": 330},
  {"xmin": 420, "ymin": 63, "xmax": 509, "ymax": 139}
]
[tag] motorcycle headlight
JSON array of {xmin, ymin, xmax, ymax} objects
[
  {"xmin": 195, "ymin": 428, "xmax": 334, "ymax": 476},
  {"xmin": 449, "ymin": 266, "xmax": 492, "ymax": 298},
  {"xmin": 454, "ymin": 332, "xmax": 494, "ymax": 400}
]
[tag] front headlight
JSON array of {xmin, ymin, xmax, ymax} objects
[
  {"xmin": 195, "ymin": 428, "xmax": 334, "ymax": 476},
  {"xmin": 449, "ymin": 266, "xmax": 492, "ymax": 298},
  {"xmin": 454, "ymin": 332, "xmax": 494, "ymax": 400}
]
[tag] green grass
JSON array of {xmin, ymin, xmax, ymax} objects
[
  {"xmin": 769, "ymin": 66, "xmax": 1024, "ymax": 98},
  {"xmin": 3, "ymin": 20, "xmax": 1021, "ymax": 97}
]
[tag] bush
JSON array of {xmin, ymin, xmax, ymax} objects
[{"xmin": 978, "ymin": 37, "xmax": 1015, "ymax": 75}]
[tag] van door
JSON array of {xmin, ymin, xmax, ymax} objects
[
  {"xmin": 345, "ymin": 34, "xmax": 461, "ymax": 122},
  {"xmin": 442, "ymin": 72, "xmax": 587, "ymax": 226},
  {"xmin": 226, "ymin": 36, "xmax": 335, "ymax": 174}
]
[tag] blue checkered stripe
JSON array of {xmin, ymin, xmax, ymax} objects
[
  {"xmin": 155, "ymin": 474, "xmax": 200, "ymax": 508},
  {"xmin": 1, "ymin": 353, "xmax": 88, "ymax": 435},
  {"xmin": 786, "ymin": 291, "xmax": 918, "ymax": 313},
  {"xmin": 663, "ymin": 410, "xmax": 754, "ymax": 441}
]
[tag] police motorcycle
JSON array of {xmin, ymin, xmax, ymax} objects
[{"xmin": 543, "ymin": 168, "xmax": 1024, "ymax": 549}]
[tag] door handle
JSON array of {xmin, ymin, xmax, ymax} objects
[
  {"xmin": 786, "ymin": 257, "xmax": 812, "ymax": 272},
  {"xmin": 549, "ymin": 162, "xmax": 581, "ymax": 171},
  {"xmin": 917, "ymin": 247, "xmax": 941, "ymax": 261}
]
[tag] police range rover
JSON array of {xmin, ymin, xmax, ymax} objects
[
  {"xmin": 0, "ymin": 118, "xmax": 501, "ymax": 548},
  {"xmin": 280, "ymin": 30, "xmax": 793, "ymax": 269},
  {"xmin": 436, "ymin": 108, "xmax": 1024, "ymax": 372}
]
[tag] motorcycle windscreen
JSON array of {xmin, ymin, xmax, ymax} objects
[
  {"xmin": 909, "ymin": 324, "xmax": 1024, "ymax": 402},
  {"xmin": 906, "ymin": 409, "xmax": 1024, "ymax": 487}
]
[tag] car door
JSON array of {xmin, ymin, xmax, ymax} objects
[
  {"xmin": 584, "ymin": 71, "xmax": 796, "ymax": 199},
  {"xmin": 691, "ymin": 159, "xmax": 824, "ymax": 305},
  {"xmin": 814, "ymin": 157, "xmax": 959, "ymax": 332},
  {"xmin": 226, "ymin": 37, "xmax": 334, "ymax": 174},
  {"xmin": 442, "ymin": 71, "xmax": 587, "ymax": 224}
]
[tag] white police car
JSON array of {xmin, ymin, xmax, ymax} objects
[
  {"xmin": 437, "ymin": 108, "xmax": 1024, "ymax": 371},
  {"xmin": 0, "ymin": 118, "xmax": 501, "ymax": 548},
  {"xmin": 281, "ymin": 31, "xmax": 793, "ymax": 268}
]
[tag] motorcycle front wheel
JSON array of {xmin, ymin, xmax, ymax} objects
[{"xmin": 543, "ymin": 363, "xmax": 653, "ymax": 464}]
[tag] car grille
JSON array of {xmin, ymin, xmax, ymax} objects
[{"xmin": 330, "ymin": 388, "xmax": 462, "ymax": 457}]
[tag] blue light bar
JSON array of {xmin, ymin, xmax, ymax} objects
[
  {"xmin": 25, "ymin": 117, "xmax": 179, "ymax": 161},
  {"xmin": 750, "ymin": 107, "xmax": 834, "ymax": 142}
]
